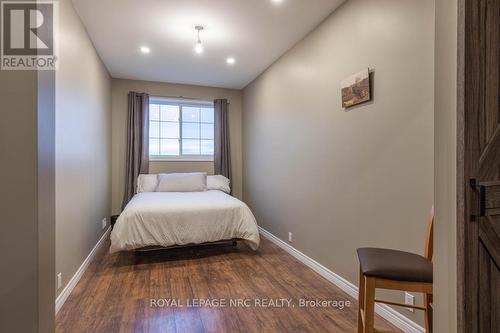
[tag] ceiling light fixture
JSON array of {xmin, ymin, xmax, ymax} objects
[
  {"xmin": 226, "ymin": 57, "xmax": 235, "ymax": 65},
  {"xmin": 140, "ymin": 46, "xmax": 150, "ymax": 54},
  {"xmin": 194, "ymin": 25, "xmax": 204, "ymax": 54},
  {"xmin": 271, "ymin": 0, "xmax": 284, "ymax": 4}
]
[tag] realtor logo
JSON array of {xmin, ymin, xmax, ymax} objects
[{"xmin": 1, "ymin": 1, "xmax": 57, "ymax": 70}]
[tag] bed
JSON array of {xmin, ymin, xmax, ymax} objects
[{"xmin": 110, "ymin": 174, "xmax": 260, "ymax": 253}]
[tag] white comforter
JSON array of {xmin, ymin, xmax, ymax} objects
[{"xmin": 110, "ymin": 190, "xmax": 260, "ymax": 253}]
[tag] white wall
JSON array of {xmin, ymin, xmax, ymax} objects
[
  {"xmin": 243, "ymin": 0, "xmax": 434, "ymax": 326},
  {"xmin": 55, "ymin": 0, "xmax": 112, "ymax": 298}
]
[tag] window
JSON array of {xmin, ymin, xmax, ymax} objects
[{"xmin": 149, "ymin": 98, "xmax": 215, "ymax": 160}]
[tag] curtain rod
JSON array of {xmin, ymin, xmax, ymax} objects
[{"xmin": 150, "ymin": 94, "xmax": 230, "ymax": 105}]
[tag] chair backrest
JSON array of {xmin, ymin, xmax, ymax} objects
[{"xmin": 424, "ymin": 206, "xmax": 434, "ymax": 261}]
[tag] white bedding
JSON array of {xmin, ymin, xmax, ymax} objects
[{"xmin": 110, "ymin": 190, "xmax": 260, "ymax": 253}]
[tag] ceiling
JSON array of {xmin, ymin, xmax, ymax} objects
[{"xmin": 72, "ymin": 0, "xmax": 344, "ymax": 89}]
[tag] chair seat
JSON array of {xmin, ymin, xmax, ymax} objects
[{"xmin": 357, "ymin": 247, "xmax": 433, "ymax": 283}]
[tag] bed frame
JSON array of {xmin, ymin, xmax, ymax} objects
[{"xmin": 134, "ymin": 238, "xmax": 240, "ymax": 254}]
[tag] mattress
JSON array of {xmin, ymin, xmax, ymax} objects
[{"xmin": 110, "ymin": 190, "xmax": 260, "ymax": 253}]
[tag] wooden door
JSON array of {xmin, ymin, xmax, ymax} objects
[{"xmin": 460, "ymin": 0, "xmax": 500, "ymax": 332}]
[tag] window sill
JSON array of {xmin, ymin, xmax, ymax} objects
[{"xmin": 150, "ymin": 158, "xmax": 214, "ymax": 162}]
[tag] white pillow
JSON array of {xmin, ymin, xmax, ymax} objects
[
  {"xmin": 155, "ymin": 172, "xmax": 207, "ymax": 192},
  {"xmin": 137, "ymin": 174, "xmax": 158, "ymax": 193},
  {"xmin": 207, "ymin": 175, "xmax": 231, "ymax": 194}
]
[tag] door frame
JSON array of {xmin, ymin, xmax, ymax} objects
[{"xmin": 456, "ymin": 0, "xmax": 466, "ymax": 331}]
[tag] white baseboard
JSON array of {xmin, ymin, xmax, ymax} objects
[
  {"xmin": 55, "ymin": 227, "xmax": 111, "ymax": 314},
  {"xmin": 258, "ymin": 226, "xmax": 425, "ymax": 333}
]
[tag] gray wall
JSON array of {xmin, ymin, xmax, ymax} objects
[
  {"xmin": 0, "ymin": 43, "xmax": 55, "ymax": 333},
  {"xmin": 243, "ymin": 0, "xmax": 434, "ymax": 326},
  {"xmin": 434, "ymin": 0, "xmax": 458, "ymax": 331},
  {"xmin": 111, "ymin": 79, "xmax": 243, "ymax": 214},
  {"xmin": 38, "ymin": 70, "xmax": 56, "ymax": 333},
  {"xmin": 55, "ymin": 0, "xmax": 112, "ymax": 298}
]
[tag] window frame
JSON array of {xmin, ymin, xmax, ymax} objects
[{"xmin": 149, "ymin": 97, "xmax": 215, "ymax": 161}]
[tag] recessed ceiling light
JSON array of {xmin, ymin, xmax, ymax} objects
[
  {"xmin": 140, "ymin": 46, "xmax": 150, "ymax": 54},
  {"xmin": 271, "ymin": 0, "xmax": 284, "ymax": 4},
  {"xmin": 226, "ymin": 57, "xmax": 235, "ymax": 65}
]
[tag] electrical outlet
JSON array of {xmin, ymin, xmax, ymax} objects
[
  {"xmin": 101, "ymin": 218, "xmax": 107, "ymax": 230},
  {"xmin": 57, "ymin": 273, "xmax": 62, "ymax": 290},
  {"xmin": 405, "ymin": 292, "xmax": 415, "ymax": 313},
  {"xmin": 288, "ymin": 232, "xmax": 293, "ymax": 243}
]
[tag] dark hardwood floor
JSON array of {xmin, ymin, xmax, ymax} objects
[{"xmin": 56, "ymin": 237, "xmax": 400, "ymax": 333}]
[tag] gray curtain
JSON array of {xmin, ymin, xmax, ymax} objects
[
  {"xmin": 122, "ymin": 92, "xmax": 150, "ymax": 210},
  {"xmin": 214, "ymin": 99, "xmax": 232, "ymax": 189}
]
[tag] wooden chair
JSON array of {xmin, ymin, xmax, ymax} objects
[{"xmin": 357, "ymin": 207, "xmax": 434, "ymax": 333}]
